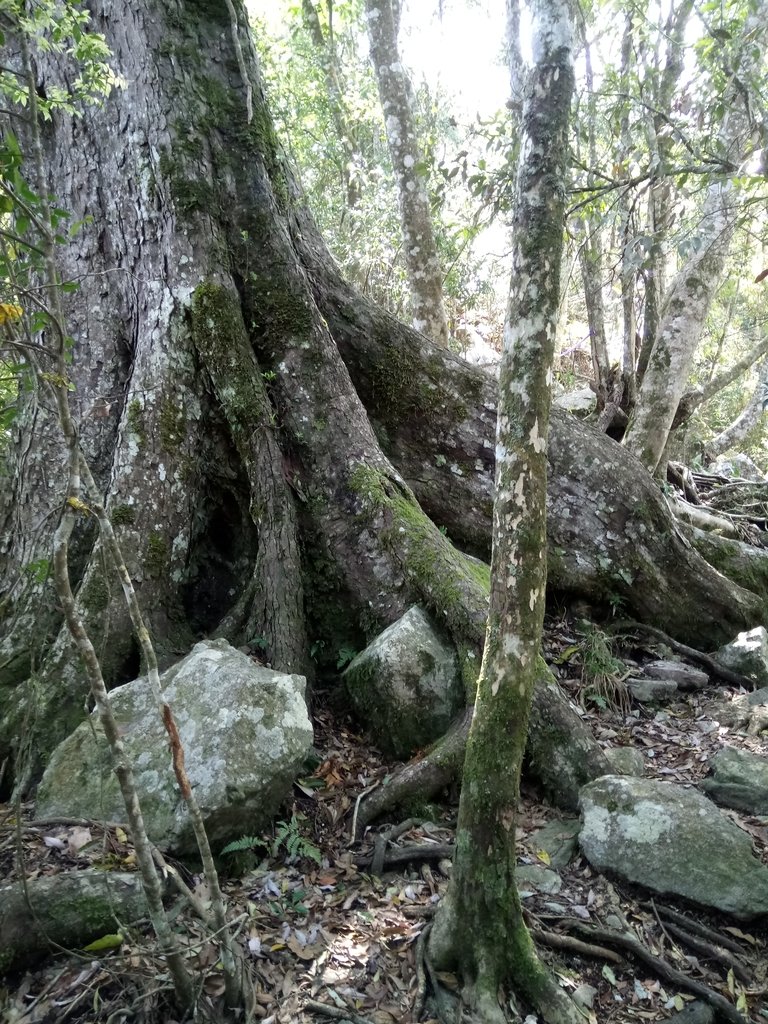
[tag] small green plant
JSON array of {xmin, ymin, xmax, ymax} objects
[
  {"xmin": 273, "ymin": 815, "xmax": 322, "ymax": 865},
  {"xmin": 578, "ymin": 626, "xmax": 629, "ymax": 715},
  {"xmin": 221, "ymin": 813, "xmax": 321, "ymax": 866},
  {"xmin": 336, "ymin": 645, "xmax": 357, "ymax": 670}
]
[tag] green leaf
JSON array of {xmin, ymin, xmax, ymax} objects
[{"xmin": 82, "ymin": 932, "xmax": 123, "ymax": 952}]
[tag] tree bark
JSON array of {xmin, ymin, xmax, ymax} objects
[
  {"xmin": 429, "ymin": 4, "xmax": 583, "ymax": 1018},
  {"xmin": 363, "ymin": 0, "xmax": 449, "ymax": 346},
  {"xmin": 624, "ymin": 0, "xmax": 766, "ymax": 473},
  {"xmin": 1, "ymin": 0, "xmax": 766, "ymax": 802}
]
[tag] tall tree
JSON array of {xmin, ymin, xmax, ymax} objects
[
  {"xmin": 428, "ymin": 1, "xmax": 581, "ymax": 1022},
  {"xmin": 3, "ymin": 0, "xmax": 768, "ymax": 798},
  {"xmin": 363, "ymin": 0, "xmax": 450, "ymax": 345}
]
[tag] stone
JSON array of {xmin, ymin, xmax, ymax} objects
[
  {"xmin": 36, "ymin": 639, "xmax": 312, "ymax": 855},
  {"xmin": 714, "ymin": 627, "xmax": 768, "ymax": 689},
  {"xmin": 516, "ymin": 865, "xmax": 563, "ymax": 896},
  {"xmin": 710, "ymin": 453, "xmax": 765, "ymax": 482},
  {"xmin": 627, "ymin": 677, "xmax": 678, "ymax": 702},
  {"xmin": 1, "ymin": 870, "xmax": 154, "ymax": 973},
  {"xmin": 605, "ymin": 746, "xmax": 645, "ymax": 776},
  {"xmin": 664, "ymin": 1003, "xmax": 715, "ymax": 1024},
  {"xmin": 342, "ymin": 606, "xmax": 462, "ymax": 759},
  {"xmin": 579, "ymin": 776, "xmax": 768, "ymax": 918},
  {"xmin": 699, "ymin": 746, "xmax": 768, "ymax": 815},
  {"xmin": 642, "ymin": 659, "xmax": 708, "ymax": 690},
  {"xmin": 554, "ymin": 387, "xmax": 596, "ymax": 415},
  {"xmin": 529, "ymin": 818, "xmax": 581, "ymax": 869}
]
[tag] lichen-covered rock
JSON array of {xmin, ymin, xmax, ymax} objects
[
  {"xmin": 700, "ymin": 746, "xmax": 768, "ymax": 815},
  {"xmin": 714, "ymin": 627, "xmax": 768, "ymax": 688},
  {"xmin": 627, "ymin": 677, "xmax": 678, "ymax": 702},
  {"xmin": 36, "ymin": 640, "xmax": 312, "ymax": 855},
  {"xmin": 1, "ymin": 870, "xmax": 154, "ymax": 973},
  {"xmin": 579, "ymin": 775, "xmax": 768, "ymax": 918},
  {"xmin": 342, "ymin": 606, "xmax": 461, "ymax": 758},
  {"xmin": 642, "ymin": 660, "xmax": 708, "ymax": 690},
  {"xmin": 604, "ymin": 746, "xmax": 645, "ymax": 777}
]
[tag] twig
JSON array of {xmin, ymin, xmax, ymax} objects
[
  {"xmin": 568, "ymin": 922, "xmax": 748, "ymax": 1024},
  {"xmin": 660, "ymin": 919, "xmax": 752, "ymax": 985},
  {"xmin": 304, "ymin": 998, "xmax": 371, "ymax": 1023}
]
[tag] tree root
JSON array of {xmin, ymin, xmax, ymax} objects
[
  {"xmin": 607, "ymin": 620, "xmax": 755, "ymax": 689},
  {"xmin": 354, "ymin": 842, "xmax": 454, "ymax": 873},
  {"xmin": 531, "ymin": 927, "xmax": 624, "ymax": 964},
  {"xmin": 354, "ymin": 709, "xmax": 471, "ymax": 838},
  {"xmin": 567, "ymin": 923, "xmax": 749, "ymax": 1024}
]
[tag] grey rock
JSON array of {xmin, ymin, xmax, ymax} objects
[
  {"xmin": 627, "ymin": 677, "xmax": 678, "ymax": 702},
  {"xmin": 665, "ymin": 1002, "xmax": 715, "ymax": 1024},
  {"xmin": 554, "ymin": 387, "xmax": 596, "ymax": 415},
  {"xmin": 700, "ymin": 746, "xmax": 768, "ymax": 815},
  {"xmin": 714, "ymin": 627, "xmax": 768, "ymax": 689},
  {"xmin": 710, "ymin": 453, "xmax": 765, "ymax": 482},
  {"xmin": 579, "ymin": 775, "xmax": 768, "ymax": 918},
  {"xmin": 516, "ymin": 866, "xmax": 562, "ymax": 895},
  {"xmin": 530, "ymin": 818, "xmax": 580, "ymax": 869},
  {"xmin": 37, "ymin": 640, "xmax": 312, "ymax": 855},
  {"xmin": 1, "ymin": 870, "xmax": 156, "ymax": 973},
  {"xmin": 343, "ymin": 606, "xmax": 462, "ymax": 758},
  {"xmin": 643, "ymin": 659, "xmax": 708, "ymax": 690},
  {"xmin": 605, "ymin": 746, "xmax": 645, "ymax": 777}
]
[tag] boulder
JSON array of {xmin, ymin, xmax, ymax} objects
[
  {"xmin": 529, "ymin": 818, "xmax": 580, "ymax": 870},
  {"xmin": 605, "ymin": 746, "xmax": 645, "ymax": 776},
  {"xmin": 579, "ymin": 776, "xmax": 768, "ymax": 918},
  {"xmin": 554, "ymin": 387, "xmax": 597, "ymax": 416},
  {"xmin": 700, "ymin": 745, "xmax": 768, "ymax": 815},
  {"xmin": 627, "ymin": 677, "xmax": 678, "ymax": 702},
  {"xmin": 642, "ymin": 659, "xmax": 708, "ymax": 690},
  {"xmin": 36, "ymin": 639, "xmax": 312, "ymax": 855},
  {"xmin": 714, "ymin": 627, "xmax": 768, "ymax": 688},
  {"xmin": 342, "ymin": 606, "xmax": 462, "ymax": 759},
  {"xmin": 710, "ymin": 453, "xmax": 765, "ymax": 482},
  {"xmin": 1, "ymin": 870, "xmax": 156, "ymax": 973}
]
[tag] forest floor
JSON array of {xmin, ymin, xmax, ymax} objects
[{"xmin": 1, "ymin": 611, "xmax": 768, "ymax": 1024}]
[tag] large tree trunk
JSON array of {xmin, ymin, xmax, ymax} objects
[
  {"xmin": 290, "ymin": 211, "xmax": 766, "ymax": 648},
  {"xmin": 0, "ymin": 0, "xmax": 765, "ymax": 797}
]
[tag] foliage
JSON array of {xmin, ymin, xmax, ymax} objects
[
  {"xmin": 221, "ymin": 813, "xmax": 322, "ymax": 866},
  {"xmin": 252, "ymin": 1, "xmax": 507, "ymax": 334},
  {"xmin": 578, "ymin": 625, "xmax": 630, "ymax": 714},
  {"xmin": 0, "ymin": 1, "xmax": 112, "ymax": 458}
]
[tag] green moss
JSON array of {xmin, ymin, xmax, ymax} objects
[
  {"xmin": 127, "ymin": 400, "xmax": 145, "ymax": 447},
  {"xmin": 159, "ymin": 398, "xmax": 186, "ymax": 452},
  {"xmin": 170, "ymin": 175, "xmax": 216, "ymax": 215},
  {"xmin": 144, "ymin": 533, "xmax": 168, "ymax": 578},
  {"xmin": 347, "ymin": 463, "xmax": 487, "ymax": 687},
  {"xmin": 80, "ymin": 573, "xmax": 111, "ymax": 614},
  {"xmin": 249, "ymin": 273, "xmax": 312, "ymax": 340},
  {"xmin": 110, "ymin": 504, "xmax": 136, "ymax": 527}
]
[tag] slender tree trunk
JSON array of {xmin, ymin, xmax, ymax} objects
[
  {"xmin": 301, "ymin": 0, "xmax": 364, "ymax": 209},
  {"xmin": 706, "ymin": 358, "xmax": 768, "ymax": 459},
  {"xmin": 363, "ymin": 0, "xmax": 449, "ymax": 346},
  {"xmin": 429, "ymin": 4, "xmax": 581, "ymax": 1021},
  {"xmin": 625, "ymin": 0, "xmax": 765, "ymax": 473}
]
